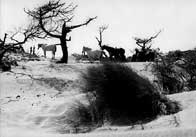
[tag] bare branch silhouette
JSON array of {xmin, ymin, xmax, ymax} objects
[
  {"xmin": 95, "ymin": 25, "xmax": 108, "ymax": 48},
  {"xmin": 25, "ymin": 0, "xmax": 97, "ymax": 63}
]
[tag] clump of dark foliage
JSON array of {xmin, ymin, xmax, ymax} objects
[
  {"xmin": 0, "ymin": 54, "xmax": 18, "ymax": 71},
  {"xmin": 67, "ymin": 63, "xmax": 181, "ymax": 133},
  {"xmin": 152, "ymin": 49, "xmax": 196, "ymax": 94}
]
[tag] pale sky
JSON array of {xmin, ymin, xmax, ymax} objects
[{"xmin": 1, "ymin": 0, "xmax": 196, "ymax": 57}]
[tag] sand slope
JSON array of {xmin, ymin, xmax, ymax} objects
[{"xmin": 0, "ymin": 60, "xmax": 196, "ymax": 137}]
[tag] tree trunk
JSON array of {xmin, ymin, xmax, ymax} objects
[
  {"xmin": 59, "ymin": 37, "xmax": 68, "ymax": 63},
  {"xmin": 0, "ymin": 53, "xmax": 4, "ymax": 64}
]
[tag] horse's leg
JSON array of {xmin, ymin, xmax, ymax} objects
[
  {"xmin": 99, "ymin": 52, "xmax": 103, "ymax": 61},
  {"xmin": 51, "ymin": 52, "xmax": 53, "ymax": 59},
  {"xmin": 107, "ymin": 51, "xmax": 112, "ymax": 60},
  {"xmin": 110, "ymin": 53, "xmax": 115, "ymax": 61},
  {"xmin": 103, "ymin": 51, "xmax": 107, "ymax": 58},
  {"xmin": 44, "ymin": 51, "xmax": 46, "ymax": 58},
  {"xmin": 52, "ymin": 52, "xmax": 55, "ymax": 59}
]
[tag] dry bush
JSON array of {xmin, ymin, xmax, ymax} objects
[
  {"xmin": 68, "ymin": 63, "xmax": 181, "ymax": 129},
  {"xmin": 152, "ymin": 61, "xmax": 184, "ymax": 94},
  {"xmin": 181, "ymin": 50, "xmax": 196, "ymax": 90},
  {"xmin": 0, "ymin": 54, "xmax": 18, "ymax": 71},
  {"xmin": 153, "ymin": 49, "xmax": 196, "ymax": 93}
]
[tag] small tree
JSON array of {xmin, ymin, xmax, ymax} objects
[
  {"xmin": 95, "ymin": 25, "xmax": 108, "ymax": 57},
  {"xmin": 132, "ymin": 30, "xmax": 161, "ymax": 61},
  {"xmin": 133, "ymin": 30, "xmax": 161, "ymax": 50},
  {"xmin": 25, "ymin": 0, "xmax": 97, "ymax": 63},
  {"xmin": 95, "ymin": 26, "xmax": 108, "ymax": 48}
]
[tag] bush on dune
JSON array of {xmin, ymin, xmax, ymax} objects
[
  {"xmin": 152, "ymin": 49, "xmax": 196, "ymax": 93},
  {"xmin": 0, "ymin": 55, "xmax": 18, "ymax": 72},
  {"xmin": 152, "ymin": 60, "xmax": 185, "ymax": 94},
  {"xmin": 67, "ymin": 63, "xmax": 181, "ymax": 132}
]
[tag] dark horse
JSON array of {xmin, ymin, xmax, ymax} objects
[{"xmin": 101, "ymin": 45, "xmax": 126, "ymax": 61}]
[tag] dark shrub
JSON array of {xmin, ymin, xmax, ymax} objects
[
  {"xmin": 0, "ymin": 61, "xmax": 11, "ymax": 71},
  {"xmin": 181, "ymin": 49, "xmax": 196, "ymax": 90},
  {"xmin": 0, "ymin": 54, "xmax": 18, "ymax": 72},
  {"xmin": 153, "ymin": 49, "xmax": 196, "ymax": 93},
  {"xmin": 167, "ymin": 50, "xmax": 183, "ymax": 61},
  {"xmin": 152, "ymin": 60, "xmax": 185, "ymax": 94},
  {"xmin": 80, "ymin": 63, "xmax": 181, "ymax": 125}
]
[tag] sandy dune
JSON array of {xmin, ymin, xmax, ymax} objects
[{"xmin": 0, "ymin": 60, "xmax": 196, "ymax": 137}]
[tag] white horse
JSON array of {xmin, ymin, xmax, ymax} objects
[
  {"xmin": 82, "ymin": 46, "xmax": 92, "ymax": 56},
  {"xmin": 86, "ymin": 50, "xmax": 103, "ymax": 62},
  {"xmin": 38, "ymin": 44, "xmax": 57, "ymax": 59},
  {"xmin": 82, "ymin": 46, "xmax": 103, "ymax": 62},
  {"xmin": 72, "ymin": 53, "xmax": 83, "ymax": 62}
]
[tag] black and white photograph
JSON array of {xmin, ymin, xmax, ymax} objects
[{"xmin": 0, "ymin": 0, "xmax": 196, "ymax": 136}]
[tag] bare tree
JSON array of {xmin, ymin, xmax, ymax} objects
[
  {"xmin": 0, "ymin": 23, "xmax": 41, "ymax": 63},
  {"xmin": 95, "ymin": 25, "xmax": 108, "ymax": 48},
  {"xmin": 25, "ymin": 0, "xmax": 97, "ymax": 63},
  {"xmin": 95, "ymin": 25, "xmax": 108, "ymax": 58},
  {"xmin": 133, "ymin": 30, "xmax": 162, "ymax": 51}
]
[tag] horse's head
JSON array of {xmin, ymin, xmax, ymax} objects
[
  {"xmin": 100, "ymin": 45, "xmax": 107, "ymax": 50},
  {"xmin": 82, "ymin": 46, "xmax": 92, "ymax": 51},
  {"xmin": 38, "ymin": 43, "xmax": 47, "ymax": 50},
  {"xmin": 37, "ymin": 44, "xmax": 42, "ymax": 50}
]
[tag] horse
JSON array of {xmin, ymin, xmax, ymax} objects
[
  {"xmin": 82, "ymin": 46, "xmax": 92, "ymax": 56},
  {"xmin": 100, "ymin": 45, "xmax": 115, "ymax": 59},
  {"xmin": 72, "ymin": 53, "xmax": 83, "ymax": 62},
  {"xmin": 101, "ymin": 45, "xmax": 126, "ymax": 61},
  {"xmin": 38, "ymin": 44, "xmax": 57, "ymax": 59},
  {"xmin": 82, "ymin": 46, "xmax": 103, "ymax": 62},
  {"xmin": 116, "ymin": 48, "xmax": 126, "ymax": 61},
  {"xmin": 86, "ymin": 50, "xmax": 103, "ymax": 62}
]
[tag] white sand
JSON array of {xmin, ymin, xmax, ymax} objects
[{"xmin": 0, "ymin": 60, "xmax": 196, "ymax": 137}]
